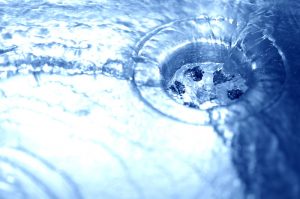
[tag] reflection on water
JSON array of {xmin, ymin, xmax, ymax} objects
[{"xmin": 0, "ymin": 0, "xmax": 300, "ymax": 198}]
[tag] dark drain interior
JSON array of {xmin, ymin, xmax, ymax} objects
[{"xmin": 162, "ymin": 43, "xmax": 250, "ymax": 110}]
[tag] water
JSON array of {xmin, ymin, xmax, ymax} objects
[{"xmin": 0, "ymin": 0, "xmax": 300, "ymax": 199}]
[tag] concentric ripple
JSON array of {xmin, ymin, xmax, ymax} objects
[
  {"xmin": 132, "ymin": 17, "xmax": 287, "ymax": 124},
  {"xmin": 0, "ymin": 147, "xmax": 82, "ymax": 199}
]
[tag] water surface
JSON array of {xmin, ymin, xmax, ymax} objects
[{"xmin": 0, "ymin": 0, "xmax": 300, "ymax": 198}]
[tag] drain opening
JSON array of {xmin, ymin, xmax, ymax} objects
[
  {"xmin": 162, "ymin": 43, "xmax": 249, "ymax": 110},
  {"xmin": 132, "ymin": 18, "xmax": 286, "ymax": 124}
]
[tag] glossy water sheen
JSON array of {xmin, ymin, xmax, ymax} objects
[{"xmin": 0, "ymin": 0, "xmax": 300, "ymax": 199}]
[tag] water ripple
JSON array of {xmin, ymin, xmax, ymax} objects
[{"xmin": 0, "ymin": 147, "xmax": 83, "ymax": 199}]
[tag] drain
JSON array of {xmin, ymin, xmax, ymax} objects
[
  {"xmin": 132, "ymin": 17, "xmax": 286, "ymax": 124},
  {"xmin": 162, "ymin": 43, "xmax": 249, "ymax": 110}
]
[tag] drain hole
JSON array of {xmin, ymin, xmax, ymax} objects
[
  {"xmin": 163, "ymin": 43, "xmax": 249, "ymax": 110},
  {"xmin": 169, "ymin": 80, "xmax": 186, "ymax": 95},
  {"xmin": 227, "ymin": 88, "xmax": 244, "ymax": 100},
  {"xmin": 184, "ymin": 66, "xmax": 204, "ymax": 82}
]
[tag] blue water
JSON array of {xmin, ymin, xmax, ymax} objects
[{"xmin": 0, "ymin": 0, "xmax": 300, "ymax": 199}]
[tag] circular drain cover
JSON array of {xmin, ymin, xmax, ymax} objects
[{"xmin": 132, "ymin": 17, "xmax": 286, "ymax": 124}]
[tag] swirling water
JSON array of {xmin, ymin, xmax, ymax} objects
[{"xmin": 0, "ymin": 0, "xmax": 300, "ymax": 199}]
